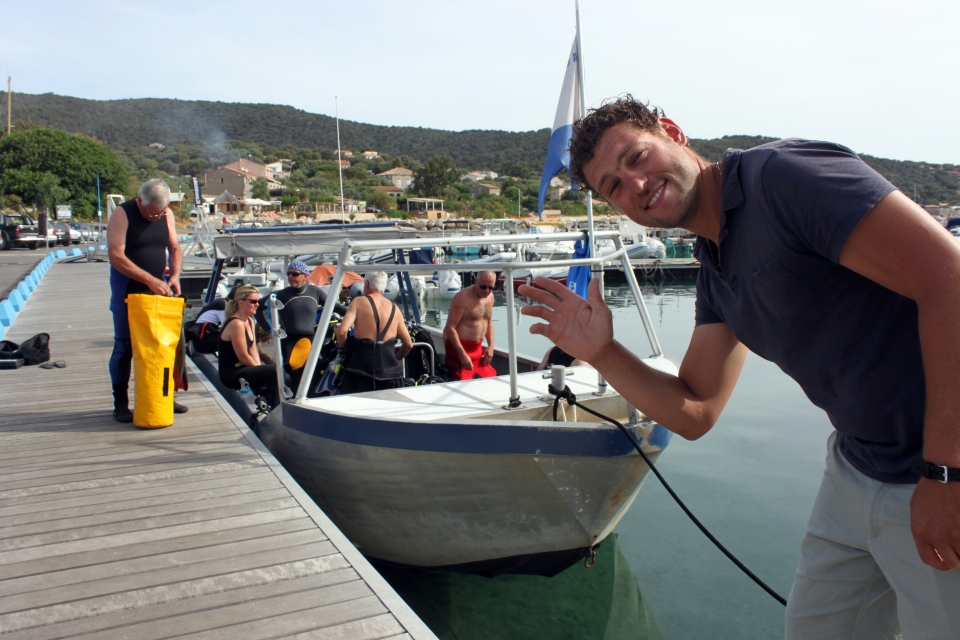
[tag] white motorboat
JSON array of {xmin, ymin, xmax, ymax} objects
[{"xmin": 197, "ymin": 227, "xmax": 674, "ymax": 576}]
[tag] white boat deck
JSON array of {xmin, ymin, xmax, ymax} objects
[
  {"xmin": 0, "ymin": 261, "xmax": 435, "ymax": 640},
  {"xmin": 308, "ymin": 359, "xmax": 675, "ymax": 422}
]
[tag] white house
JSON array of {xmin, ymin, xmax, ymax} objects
[{"xmin": 377, "ymin": 167, "xmax": 415, "ymax": 189}]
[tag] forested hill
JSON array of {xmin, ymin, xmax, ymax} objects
[
  {"xmin": 5, "ymin": 92, "xmax": 551, "ymax": 173},
  {"xmin": 5, "ymin": 92, "xmax": 959, "ymax": 204}
]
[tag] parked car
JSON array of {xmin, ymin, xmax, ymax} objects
[
  {"xmin": 0, "ymin": 213, "xmax": 55, "ymax": 250},
  {"xmin": 51, "ymin": 221, "xmax": 72, "ymax": 246},
  {"xmin": 67, "ymin": 222, "xmax": 88, "ymax": 243}
]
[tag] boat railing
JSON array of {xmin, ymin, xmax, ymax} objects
[{"xmin": 293, "ymin": 230, "xmax": 665, "ymax": 407}]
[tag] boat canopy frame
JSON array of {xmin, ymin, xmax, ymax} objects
[{"xmin": 285, "ymin": 229, "xmax": 665, "ymax": 406}]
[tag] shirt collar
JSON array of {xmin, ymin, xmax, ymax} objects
[{"xmin": 694, "ymin": 148, "xmax": 743, "ymax": 270}]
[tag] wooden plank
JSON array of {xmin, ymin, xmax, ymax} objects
[
  {"xmin": 0, "ymin": 518, "xmax": 317, "ymax": 582},
  {"xmin": 0, "ymin": 569, "xmax": 362, "ymax": 640},
  {"xmin": 0, "ymin": 487, "xmax": 295, "ymax": 537},
  {"xmin": 289, "ymin": 614, "xmax": 408, "ymax": 640},
  {"xmin": 0, "ymin": 540, "xmax": 341, "ymax": 615},
  {"xmin": 0, "ymin": 554, "xmax": 355, "ymax": 633},
  {"xmin": 0, "ymin": 465, "xmax": 272, "ymax": 509},
  {"xmin": 0, "ymin": 528, "xmax": 327, "ymax": 598},
  {"xmin": 0, "ymin": 507, "xmax": 307, "ymax": 566},
  {"xmin": 0, "ymin": 498, "xmax": 302, "ymax": 553},
  {"xmin": 173, "ymin": 594, "xmax": 389, "ymax": 640},
  {"xmin": 0, "ymin": 472, "xmax": 280, "ymax": 521}
]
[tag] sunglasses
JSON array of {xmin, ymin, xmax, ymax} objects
[
  {"xmin": 245, "ymin": 298, "xmax": 261, "ymax": 304},
  {"xmin": 287, "ymin": 271, "xmax": 305, "ymax": 277},
  {"xmin": 477, "ymin": 285, "xmax": 493, "ymax": 291}
]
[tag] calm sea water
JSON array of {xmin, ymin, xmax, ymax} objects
[{"xmin": 401, "ymin": 282, "xmax": 835, "ymax": 640}]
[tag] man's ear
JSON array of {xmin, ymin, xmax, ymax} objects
[{"xmin": 658, "ymin": 117, "xmax": 688, "ymax": 147}]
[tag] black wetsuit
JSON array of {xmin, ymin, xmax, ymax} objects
[
  {"xmin": 546, "ymin": 346, "xmax": 576, "ymax": 368},
  {"xmin": 108, "ymin": 200, "xmax": 169, "ymax": 385},
  {"xmin": 218, "ymin": 317, "xmax": 279, "ymax": 406},
  {"xmin": 339, "ymin": 296, "xmax": 404, "ymax": 395}
]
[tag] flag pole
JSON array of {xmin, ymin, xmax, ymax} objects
[
  {"xmin": 336, "ymin": 96, "xmax": 346, "ymax": 224},
  {"xmin": 575, "ymin": 0, "xmax": 595, "ymax": 260},
  {"xmin": 576, "ymin": 0, "xmax": 607, "ymax": 395}
]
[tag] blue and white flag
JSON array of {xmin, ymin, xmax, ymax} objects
[
  {"xmin": 537, "ymin": 37, "xmax": 582, "ymax": 218},
  {"xmin": 567, "ymin": 233, "xmax": 592, "ymax": 299}
]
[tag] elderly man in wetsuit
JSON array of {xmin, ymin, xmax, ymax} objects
[
  {"xmin": 443, "ymin": 270, "xmax": 496, "ymax": 380},
  {"xmin": 262, "ymin": 260, "xmax": 347, "ymax": 389},
  {"xmin": 335, "ymin": 271, "xmax": 412, "ymax": 394},
  {"xmin": 107, "ymin": 179, "xmax": 185, "ymax": 422}
]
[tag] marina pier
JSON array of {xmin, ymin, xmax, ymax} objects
[{"xmin": 0, "ymin": 260, "xmax": 435, "ymax": 639}]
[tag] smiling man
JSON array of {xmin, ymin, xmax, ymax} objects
[{"xmin": 519, "ymin": 95, "xmax": 960, "ymax": 638}]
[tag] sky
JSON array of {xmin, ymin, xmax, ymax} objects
[{"xmin": 2, "ymin": 0, "xmax": 959, "ymax": 164}]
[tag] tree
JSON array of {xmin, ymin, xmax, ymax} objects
[
  {"xmin": 365, "ymin": 190, "xmax": 396, "ymax": 212},
  {"xmin": 251, "ymin": 179, "xmax": 270, "ymax": 200},
  {"xmin": 280, "ymin": 192, "xmax": 300, "ymax": 208},
  {"xmin": 33, "ymin": 172, "xmax": 71, "ymax": 215},
  {"xmin": 474, "ymin": 198, "xmax": 506, "ymax": 219},
  {"xmin": 413, "ymin": 155, "xmax": 458, "ymax": 197},
  {"xmin": 0, "ymin": 128, "xmax": 129, "ymax": 218}
]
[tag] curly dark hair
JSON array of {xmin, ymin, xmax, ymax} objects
[{"xmin": 568, "ymin": 94, "xmax": 664, "ymax": 192}]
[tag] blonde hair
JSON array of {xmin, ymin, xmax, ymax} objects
[{"xmin": 225, "ymin": 285, "xmax": 260, "ymax": 318}]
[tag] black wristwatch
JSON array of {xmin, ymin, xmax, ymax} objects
[{"xmin": 912, "ymin": 459, "xmax": 960, "ymax": 483}]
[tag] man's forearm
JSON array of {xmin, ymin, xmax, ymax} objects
[
  {"xmin": 918, "ymin": 294, "xmax": 960, "ymax": 467},
  {"xmin": 591, "ymin": 341, "xmax": 718, "ymax": 440}
]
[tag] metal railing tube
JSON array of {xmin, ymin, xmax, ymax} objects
[
  {"xmin": 402, "ymin": 342, "xmax": 435, "ymax": 379},
  {"xmin": 504, "ymin": 269, "xmax": 520, "ymax": 407},
  {"xmin": 333, "ymin": 248, "xmax": 625, "ymax": 276},
  {"xmin": 268, "ymin": 294, "xmax": 292, "ymax": 400},
  {"xmin": 617, "ymin": 235, "xmax": 664, "ymax": 356},
  {"xmin": 345, "ymin": 230, "xmax": 621, "ymax": 253},
  {"xmin": 295, "ymin": 243, "xmax": 351, "ymax": 402}
]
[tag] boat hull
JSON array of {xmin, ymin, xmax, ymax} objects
[{"xmin": 263, "ymin": 404, "xmax": 666, "ymax": 575}]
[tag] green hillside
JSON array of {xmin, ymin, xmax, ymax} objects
[{"xmin": 2, "ymin": 92, "xmax": 958, "ymax": 205}]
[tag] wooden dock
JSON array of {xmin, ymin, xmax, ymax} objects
[{"xmin": 0, "ymin": 261, "xmax": 436, "ymax": 639}]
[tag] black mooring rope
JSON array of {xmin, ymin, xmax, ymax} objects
[{"xmin": 550, "ymin": 385, "xmax": 788, "ymax": 606}]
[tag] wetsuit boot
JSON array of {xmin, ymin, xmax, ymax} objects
[
  {"xmin": 112, "ymin": 384, "xmax": 133, "ymax": 423},
  {"xmin": 173, "ymin": 400, "xmax": 189, "ymax": 414}
]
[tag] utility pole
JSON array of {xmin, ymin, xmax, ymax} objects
[{"xmin": 6, "ymin": 76, "xmax": 11, "ymax": 136}]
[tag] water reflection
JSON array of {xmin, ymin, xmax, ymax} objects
[{"xmin": 378, "ymin": 535, "xmax": 662, "ymax": 640}]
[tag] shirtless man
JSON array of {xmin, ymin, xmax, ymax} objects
[
  {"xmin": 335, "ymin": 271, "xmax": 413, "ymax": 393},
  {"xmin": 443, "ymin": 270, "xmax": 496, "ymax": 380}
]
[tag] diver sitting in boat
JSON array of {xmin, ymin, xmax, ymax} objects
[
  {"xmin": 335, "ymin": 271, "xmax": 413, "ymax": 394},
  {"xmin": 266, "ymin": 260, "xmax": 348, "ymax": 390},
  {"xmin": 443, "ymin": 270, "xmax": 497, "ymax": 380},
  {"xmin": 218, "ymin": 285, "xmax": 281, "ymax": 407}
]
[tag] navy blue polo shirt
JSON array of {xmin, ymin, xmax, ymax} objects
[{"xmin": 694, "ymin": 139, "xmax": 924, "ymax": 484}]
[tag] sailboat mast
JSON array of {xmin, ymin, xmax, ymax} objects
[
  {"xmin": 575, "ymin": 1, "xmax": 595, "ymax": 259},
  {"xmin": 6, "ymin": 77, "xmax": 11, "ymax": 136},
  {"xmin": 336, "ymin": 96, "xmax": 346, "ymax": 223}
]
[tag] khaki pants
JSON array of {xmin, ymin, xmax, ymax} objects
[{"xmin": 785, "ymin": 432, "xmax": 960, "ymax": 639}]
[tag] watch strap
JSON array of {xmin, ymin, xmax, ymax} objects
[{"xmin": 911, "ymin": 459, "xmax": 960, "ymax": 483}]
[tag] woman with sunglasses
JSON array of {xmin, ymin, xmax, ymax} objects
[{"xmin": 218, "ymin": 285, "xmax": 280, "ymax": 407}]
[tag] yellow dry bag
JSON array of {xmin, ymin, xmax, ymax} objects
[{"xmin": 126, "ymin": 294, "xmax": 185, "ymax": 429}]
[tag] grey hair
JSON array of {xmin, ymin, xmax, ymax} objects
[
  {"xmin": 365, "ymin": 271, "xmax": 388, "ymax": 292},
  {"xmin": 138, "ymin": 179, "xmax": 171, "ymax": 206}
]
